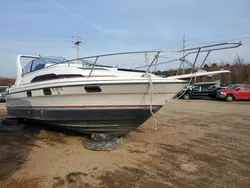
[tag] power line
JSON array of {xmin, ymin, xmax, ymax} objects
[
  {"xmin": 185, "ymin": 36, "xmax": 250, "ymax": 48},
  {"xmin": 0, "ymin": 43, "xmax": 72, "ymax": 47}
]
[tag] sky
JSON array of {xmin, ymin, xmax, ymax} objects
[{"xmin": 0, "ymin": 0, "xmax": 250, "ymax": 77}]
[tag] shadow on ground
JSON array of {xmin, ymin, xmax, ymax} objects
[
  {"xmin": 0, "ymin": 119, "xmax": 86, "ymax": 183},
  {"xmin": 0, "ymin": 124, "xmax": 40, "ymax": 180}
]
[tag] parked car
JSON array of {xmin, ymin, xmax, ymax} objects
[
  {"xmin": 0, "ymin": 86, "xmax": 7, "ymax": 102},
  {"xmin": 216, "ymin": 84, "xmax": 250, "ymax": 101},
  {"xmin": 210, "ymin": 85, "xmax": 229, "ymax": 98},
  {"xmin": 176, "ymin": 82, "xmax": 220, "ymax": 100}
]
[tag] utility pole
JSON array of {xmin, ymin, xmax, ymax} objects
[
  {"xmin": 182, "ymin": 35, "xmax": 186, "ymax": 74},
  {"xmin": 73, "ymin": 32, "xmax": 82, "ymax": 63}
]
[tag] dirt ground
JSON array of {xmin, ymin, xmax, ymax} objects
[{"xmin": 0, "ymin": 100, "xmax": 249, "ymax": 188}]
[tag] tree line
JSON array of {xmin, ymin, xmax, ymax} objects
[
  {"xmin": 0, "ymin": 77, "xmax": 15, "ymax": 86},
  {"xmin": 155, "ymin": 56, "xmax": 250, "ymax": 84}
]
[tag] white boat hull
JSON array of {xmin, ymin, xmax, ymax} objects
[{"xmin": 6, "ymin": 81, "xmax": 186, "ymax": 135}]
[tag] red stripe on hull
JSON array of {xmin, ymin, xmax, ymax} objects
[{"xmin": 7, "ymin": 104, "xmax": 163, "ymax": 109}]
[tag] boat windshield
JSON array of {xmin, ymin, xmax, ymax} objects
[
  {"xmin": 228, "ymin": 84, "xmax": 240, "ymax": 89},
  {"xmin": 22, "ymin": 57, "xmax": 65, "ymax": 74}
]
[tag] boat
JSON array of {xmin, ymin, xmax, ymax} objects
[
  {"xmin": 5, "ymin": 53, "xmax": 187, "ymax": 136},
  {"xmin": 5, "ymin": 42, "xmax": 242, "ymax": 136}
]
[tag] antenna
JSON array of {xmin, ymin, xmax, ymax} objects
[
  {"xmin": 176, "ymin": 35, "xmax": 186, "ymax": 75},
  {"xmin": 72, "ymin": 32, "xmax": 82, "ymax": 63},
  {"xmin": 182, "ymin": 35, "xmax": 186, "ymax": 74}
]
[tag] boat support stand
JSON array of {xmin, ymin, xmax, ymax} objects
[{"xmin": 83, "ymin": 133, "xmax": 123, "ymax": 151}]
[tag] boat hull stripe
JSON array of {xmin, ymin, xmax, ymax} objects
[{"xmin": 7, "ymin": 104, "xmax": 163, "ymax": 109}]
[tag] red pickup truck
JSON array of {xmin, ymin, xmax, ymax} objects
[{"xmin": 216, "ymin": 84, "xmax": 250, "ymax": 101}]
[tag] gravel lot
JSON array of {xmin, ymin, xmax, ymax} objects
[{"xmin": 0, "ymin": 100, "xmax": 249, "ymax": 188}]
